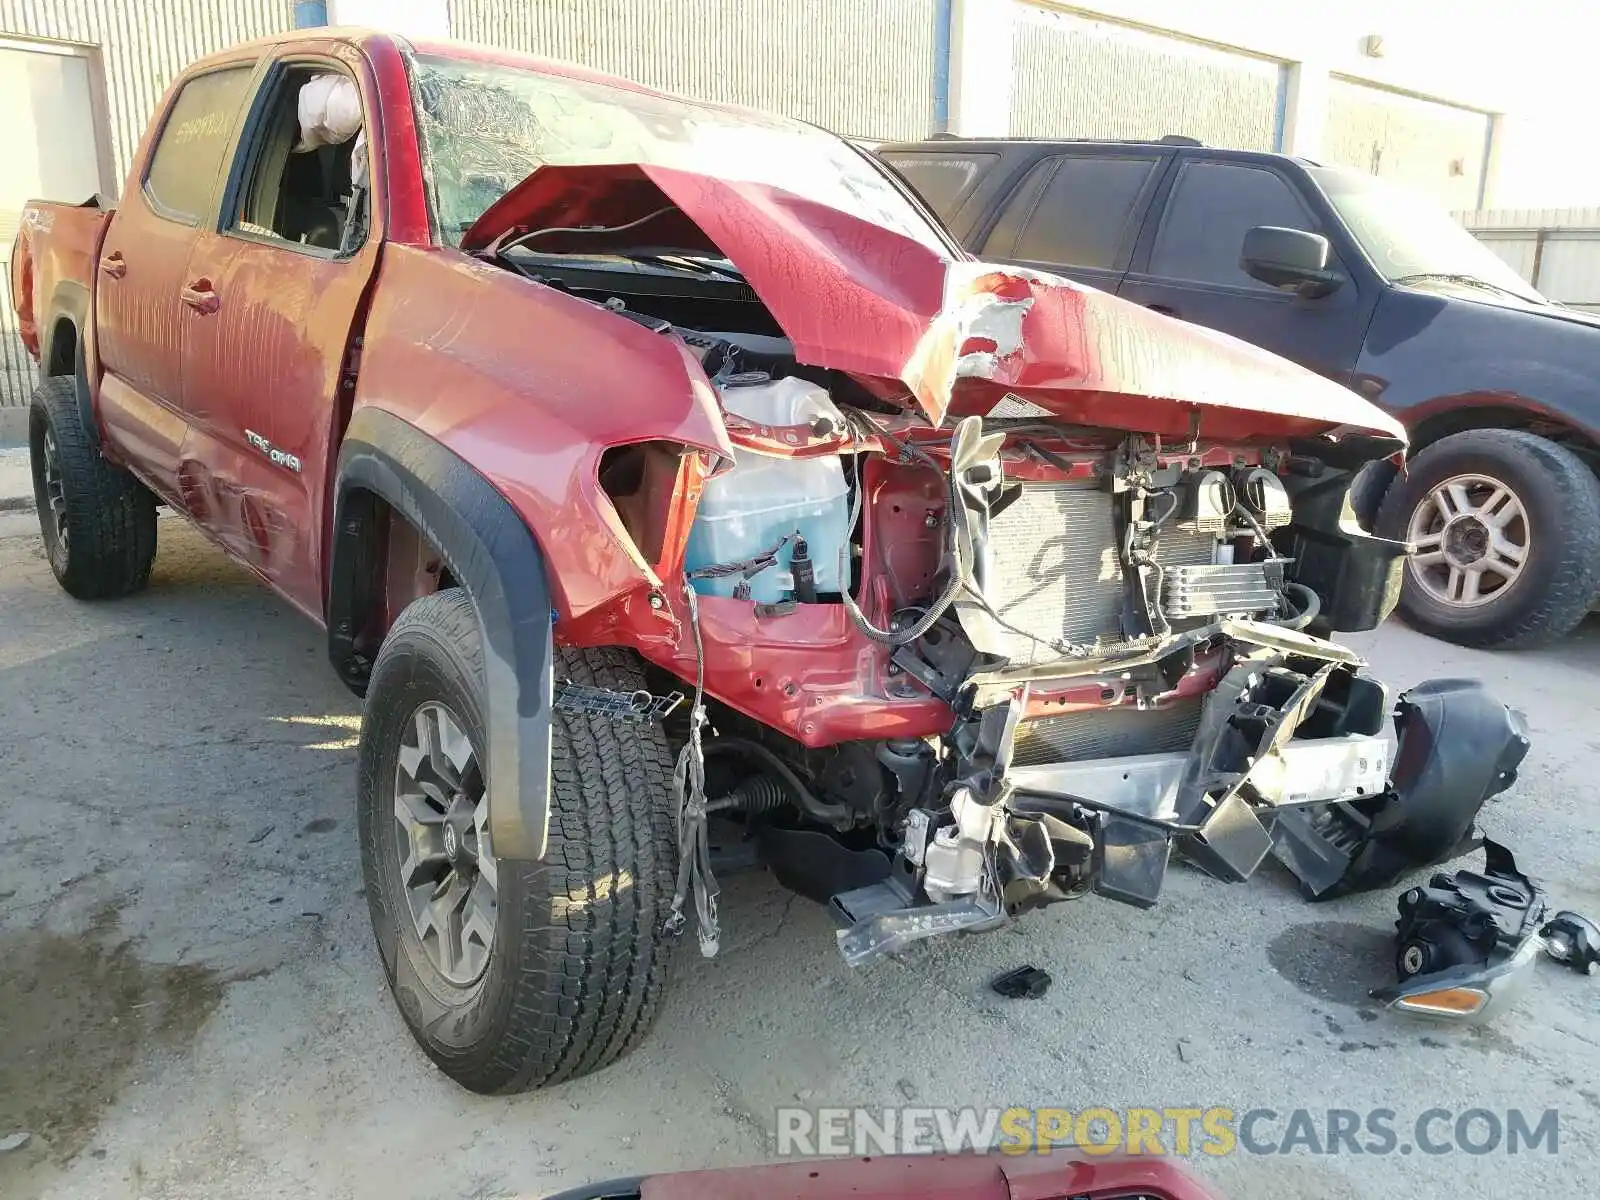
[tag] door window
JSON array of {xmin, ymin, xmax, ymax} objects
[
  {"xmin": 1149, "ymin": 161, "xmax": 1314, "ymax": 289},
  {"xmin": 143, "ymin": 66, "xmax": 256, "ymax": 225},
  {"xmin": 878, "ymin": 153, "xmax": 997, "ymax": 223},
  {"xmin": 982, "ymin": 154, "xmax": 1159, "ymax": 271},
  {"xmin": 226, "ymin": 67, "xmax": 372, "ymax": 256}
]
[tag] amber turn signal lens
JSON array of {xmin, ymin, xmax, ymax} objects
[{"xmin": 1396, "ymin": 987, "xmax": 1488, "ymax": 1015}]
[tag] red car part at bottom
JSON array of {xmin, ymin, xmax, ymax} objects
[{"xmin": 544, "ymin": 1153, "xmax": 1224, "ymax": 1200}]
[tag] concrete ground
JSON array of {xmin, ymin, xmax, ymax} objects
[{"xmin": 1, "ymin": 511, "xmax": 1597, "ymax": 1200}]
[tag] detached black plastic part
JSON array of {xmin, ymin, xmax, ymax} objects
[
  {"xmin": 1275, "ymin": 461, "xmax": 1409, "ymax": 635},
  {"xmin": 991, "ymin": 965, "xmax": 1052, "ymax": 999},
  {"xmin": 1270, "ymin": 679, "xmax": 1530, "ymax": 900}
]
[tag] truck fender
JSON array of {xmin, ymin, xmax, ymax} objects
[{"xmin": 331, "ymin": 407, "xmax": 554, "ymax": 862}]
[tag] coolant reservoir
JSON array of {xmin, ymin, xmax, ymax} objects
[{"xmin": 684, "ymin": 376, "xmax": 850, "ymax": 604}]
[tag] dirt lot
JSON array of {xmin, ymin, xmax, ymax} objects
[{"xmin": 2, "ymin": 516, "xmax": 1598, "ymax": 1200}]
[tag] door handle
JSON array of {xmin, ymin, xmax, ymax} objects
[
  {"xmin": 100, "ymin": 252, "xmax": 126, "ymax": 279},
  {"xmin": 180, "ymin": 279, "xmax": 220, "ymax": 315}
]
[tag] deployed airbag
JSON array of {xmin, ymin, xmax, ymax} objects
[{"xmin": 297, "ymin": 73, "xmax": 367, "ymax": 181}]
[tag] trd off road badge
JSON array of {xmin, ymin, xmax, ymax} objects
[{"xmin": 245, "ymin": 429, "xmax": 302, "ymax": 473}]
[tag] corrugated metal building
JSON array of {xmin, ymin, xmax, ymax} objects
[
  {"xmin": 0, "ymin": 0, "xmax": 1515, "ymax": 420},
  {"xmin": 1008, "ymin": 7, "xmax": 1284, "ymax": 151},
  {"xmin": 1459, "ymin": 206, "xmax": 1600, "ymax": 313},
  {"xmin": 446, "ymin": 0, "xmax": 938, "ymax": 142}
]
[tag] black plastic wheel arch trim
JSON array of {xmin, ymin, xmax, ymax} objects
[
  {"xmin": 331, "ymin": 406, "xmax": 554, "ymax": 861},
  {"xmin": 41, "ymin": 287, "xmax": 98, "ymax": 451}
]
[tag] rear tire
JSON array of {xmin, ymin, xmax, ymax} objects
[
  {"xmin": 1376, "ymin": 429, "xmax": 1600, "ymax": 649},
  {"xmin": 358, "ymin": 589, "xmax": 678, "ymax": 1093},
  {"xmin": 28, "ymin": 376, "xmax": 157, "ymax": 599}
]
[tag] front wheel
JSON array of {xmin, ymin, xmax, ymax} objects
[
  {"xmin": 1376, "ymin": 429, "xmax": 1600, "ymax": 649},
  {"xmin": 358, "ymin": 589, "xmax": 679, "ymax": 1093}
]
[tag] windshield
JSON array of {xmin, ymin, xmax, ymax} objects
[
  {"xmin": 1310, "ymin": 167, "xmax": 1543, "ymax": 302},
  {"xmin": 410, "ymin": 54, "xmax": 953, "ymax": 256}
]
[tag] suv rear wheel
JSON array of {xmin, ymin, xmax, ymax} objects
[
  {"xmin": 1376, "ymin": 429, "xmax": 1600, "ymax": 648},
  {"xmin": 358, "ymin": 589, "xmax": 678, "ymax": 1093},
  {"xmin": 28, "ymin": 376, "xmax": 157, "ymax": 598}
]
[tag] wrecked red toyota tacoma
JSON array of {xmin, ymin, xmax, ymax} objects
[{"xmin": 10, "ymin": 30, "xmax": 1530, "ymax": 1093}]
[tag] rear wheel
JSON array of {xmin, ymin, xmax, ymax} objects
[
  {"xmin": 1376, "ymin": 429, "xmax": 1600, "ymax": 649},
  {"xmin": 28, "ymin": 376, "xmax": 157, "ymax": 598},
  {"xmin": 358, "ymin": 589, "xmax": 678, "ymax": 1093}
]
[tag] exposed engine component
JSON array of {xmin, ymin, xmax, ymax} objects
[
  {"xmin": 706, "ymin": 773, "xmax": 790, "ymax": 816},
  {"xmin": 703, "ymin": 739, "xmax": 852, "ymax": 829},
  {"xmin": 919, "ymin": 789, "xmax": 993, "ymax": 903},
  {"xmin": 1176, "ymin": 469, "xmax": 1234, "ymax": 535},
  {"xmin": 657, "ymin": 391, "xmax": 1515, "ymax": 973},
  {"xmin": 1162, "ymin": 560, "xmax": 1283, "ymax": 620},
  {"xmin": 1235, "ymin": 466, "xmax": 1294, "ymax": 529}
]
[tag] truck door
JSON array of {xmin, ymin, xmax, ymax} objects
[
  {"xmin": 1117, "ymin": 157, "xmax": 1368, "ymax": 384},
  {"xmin": 180, "ymin": 58, "xmax": 381, "ymax": 619},
  {"xmin": 94, "ymin": 64, "xmax": 257, "ymax": 500}
]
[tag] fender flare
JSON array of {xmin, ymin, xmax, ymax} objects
[
  {"xmin": 330, "ymin": 407, "xmax": 554, "ymax": 861},
  {"xmin": 43, "ymin": 283, "xmax": 97, "ymax": 447}
]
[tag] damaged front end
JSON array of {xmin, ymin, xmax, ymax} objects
[
  {"xmin": 429, "ymin": 62, "xmax": 1530, "ymax": 963},
  {"xmin": 820, "ymin": 420, "xmax": 1530, "ymax": 965}
]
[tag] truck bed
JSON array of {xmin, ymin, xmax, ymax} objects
[{"xmin": 10, "ymin": 198, "xmax": 113, "ymax": 367}]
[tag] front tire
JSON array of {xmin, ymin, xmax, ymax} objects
[
  {"xmin": 358, "ymin": 589, "xmax": 678, "ymax": 1093},
  {"xmin": 1376, "ymin": 429, "xmax": 1600, "ymax": 649},
  {"xmin": 28, "ymin": 376, "xmax": 157, "ymax": 599}
]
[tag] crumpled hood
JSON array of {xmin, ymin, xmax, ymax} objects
[{"xmin": 465, "ymin": 163, "xmax": 1407, "ymax": 445}]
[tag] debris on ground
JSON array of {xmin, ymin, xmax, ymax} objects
[
  {"xmin": 1374, "ymin": 840, "xmax": 1544, "ymax": 1020},
  {"xmin": 990, "ymin": 964, "xmax": 1051, "ymax": 999},
  {"xmin": 1541, "ymin": 910, "xmax": 1600, "ymax": 974}
]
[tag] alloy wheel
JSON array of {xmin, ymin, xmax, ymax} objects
[
  {"xmin": 1405, "ymin": 473, "xmax": 1529, "ymax": 608},
  {"xmin": 41, "ymin": 427, "xmax": 69, "ymax": 564},
  {"xmin": 393, "ymin": 701, "xmax": 497, "ymax": 985}
]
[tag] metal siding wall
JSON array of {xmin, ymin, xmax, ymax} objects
[
  {"xmin": 1009, "ymin": 5, "xmax": 1281, "ymax": 150},
  {"xmin": 0, "ymin": 0, "xmax": 294, "ymax": 194},
  {"xmin": 1466, "ymin": 228, "xmax": 1600, "ymax": 312},
  {"xmin": 445, "ymin": 0, "xmax": 937, "ymax": 140},
  {"xmin": 1470, "ymin": 233, "xmax": 1540, "ymax": 282},
  {"xmin": 1324, "ymin": 77, "xmax": 1489, "ymax": 213},
  {"xmin": 1459, "ymin": 211, "xmax": 1600, "ymax": 312}
]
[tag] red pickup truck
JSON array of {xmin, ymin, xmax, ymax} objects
[{"xmin": 10, "ymin": 29, "xmax": 1530, "ymax": 1094}]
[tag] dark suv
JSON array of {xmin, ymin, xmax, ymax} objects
[{"xmin": 877, "ymin": 137, "xmax": 1600, "ymax": 649}]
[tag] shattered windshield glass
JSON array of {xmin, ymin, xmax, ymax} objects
[{"xmin": 409, "ymin": 54, "xmax": 951, "ymax": 254}]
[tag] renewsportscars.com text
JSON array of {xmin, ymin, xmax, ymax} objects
[{"xmin": 775, "ymin": 1106, "xmax": 1560, "ymax": 1158}]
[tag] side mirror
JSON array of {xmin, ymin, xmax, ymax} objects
[{"xmin": 1241, "ymin": 226, "xmax": 1342, "ymax": 298}]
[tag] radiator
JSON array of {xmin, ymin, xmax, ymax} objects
[
  {"xmin": 1012, "ymin": 695, "xmax": 1205, "ymax": 767},
  {"xmin": 983, "ymin": 483, "xmax": 1216, "ymax": 663}
]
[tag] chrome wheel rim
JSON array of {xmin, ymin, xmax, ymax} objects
[
  {"xmin": 41, "ymin": 428, "xmax": 69, "ymax": 562},
  {"xmin": 393, "ymin": 701, "xmax": 497, "ymax": 985},
  {"xmin": 1406, "ymin": 473, "xmax": 1529, "ymax": 608}
]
